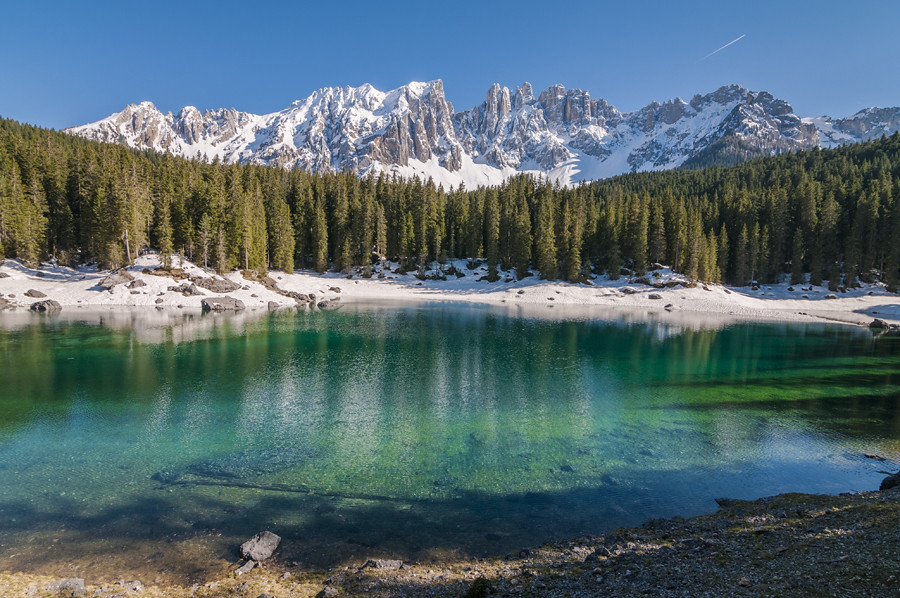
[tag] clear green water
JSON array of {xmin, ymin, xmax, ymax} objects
[{"xmin": 0, "ymin": 304, "xmax": 898, "ymax": 575}]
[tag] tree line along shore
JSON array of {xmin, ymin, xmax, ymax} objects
[{"xmin": 1, "ymin": 118, "xmax": 899, "ymax": 294}]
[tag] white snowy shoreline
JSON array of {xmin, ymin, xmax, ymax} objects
[{"xmin": 1, "ymin": 255, "xmax": 898, "ymax": 331}]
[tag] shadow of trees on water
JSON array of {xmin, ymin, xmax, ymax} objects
[{"xmin": 0, "ymin": 467, "xmax": 730, "ymax": 581}]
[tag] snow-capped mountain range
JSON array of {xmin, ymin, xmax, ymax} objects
[{"xmin": 65, "ymin": 81, "xmax": 900, "ymax": 188}]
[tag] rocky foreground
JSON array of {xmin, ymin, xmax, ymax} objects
[{"xmin": 3, "ymin": 484, "xmax": 899, "ymax": 598}]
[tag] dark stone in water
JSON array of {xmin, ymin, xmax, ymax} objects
[
  {"xmin": 317, "ymin": 298, "xmax": 341, "ymax": 309},
  {"xmin": 881, "ymin": 472, "xmax": 900, "ymax": 491},
  {"xmin": 151, "ymin": 469, "xmax": 183, "ymax": 484},
  {"xmin": 30, "ymin": 299, "xmax": 62, "ymax": 312},
  {"xmin": 185, "ymin": 446, "xmax": 316, "ymax": 479}
]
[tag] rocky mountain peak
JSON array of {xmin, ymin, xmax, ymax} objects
[{"xmin": 66, "ymin": 81, "xmax": 900, "ymax": 188}]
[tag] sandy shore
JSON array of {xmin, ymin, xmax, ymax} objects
[
  {"xmin": 1, "ymin": 255, "xmax": 898, "ymax": 330},
  {"xmin": 1, "ymin": 486, "xmax": 898, "ymax": 597}
]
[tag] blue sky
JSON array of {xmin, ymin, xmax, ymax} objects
[{"xmin": 2, "ymin": 1, "xmax": 898, "ymax": 130}]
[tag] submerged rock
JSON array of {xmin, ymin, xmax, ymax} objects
[
  {"xmin": 201, "ymin": 296, "xmax": 245, "ymax": 311},
  {"xmin": 881, "ymin": 472, "xmax": 900, "ymax": 491},
  {"xmin": 240, "ymin": 531, "xmax": 281, "ymax": 561},
  {"xmin": 150, "ymin": 469, "xmax": 183, "ymax": 484},
  {"xmin": 184, "ymin": 446, "xmax": 316, "ymax": 479},
  {"xmin": 30, "ymin": 299, "xmax": 62, "ymax": 312}
]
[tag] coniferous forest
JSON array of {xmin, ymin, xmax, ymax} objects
[{"xmin": 1, "ymin": 117, "xmax": 899, "ymax": 291}]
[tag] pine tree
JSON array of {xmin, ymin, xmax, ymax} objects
[
  {"xmin": 790, "ymin": 229, "xmax": 805, "ymax": 285},
  {"xmin": 734, "ymin": 225, "xmax": 750, "ymax": 285},
  {"xmin": 157, "ymin": 196, "xmax": 174, "ymax": 270},
  {"xmin": 649, "ymin": 196, "xmax": 666, "ymax": 266},
  {"xmin": 198, "ymin": 213, "xmax": 211, "ymax": 268},
  {"xmin": 313, "ymin": 197, "xmax": 328, "ymax": 274},
  {"xmin": 484, "ymin": 188, "xmax": 500, "ymax": 281},
  {"xmin": 534, "ymin": 184, "xmax": 557, "ymax": 279},
  {"xmin": 267, "ymin": 196, "xmax": 295, "ymax": 272},
  {"xmin": 510, "ymin": 191, "xmax": 532, "ymax": 279},
  {"xmin": 216, "ymin": 226, "xmax": 227, "ymax": 273},
  {"xmin": 717, "ymin": 223, "xmax": 729, "ymax": 282}
]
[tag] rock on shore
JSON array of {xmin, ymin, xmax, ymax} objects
[{"xmin": 201, "ymin": 296, "xmax": 245, "ymax": 311}]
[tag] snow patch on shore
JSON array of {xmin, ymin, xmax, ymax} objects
[{"xmin": 1, "ymin": 256, "xmax": 898, "ymax": 330}]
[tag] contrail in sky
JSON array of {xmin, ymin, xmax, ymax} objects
[{"xmin": 700, "ymin": 34, "xmax": 746, "ymax": 61}]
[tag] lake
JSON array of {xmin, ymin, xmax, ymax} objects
[{"xmin": 0, "ymin": 303, "xmax": 898, "ymax": 583}]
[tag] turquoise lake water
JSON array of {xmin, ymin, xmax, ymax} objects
[{"xmin": 0, "ymin": 304, "xmax": 898, "ymax": 579}]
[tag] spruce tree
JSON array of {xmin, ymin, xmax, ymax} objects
[
  {"xmin": 534, "ymin": 184, "xmax": 557, "ymax": 280},
  {"xmin": 484, "ymin": 188, "xmax": 500, "ymax": 281},
  {"xmin": 790, "ymin": 229, "xmax": 805, "ymax": 285},
  {"xmin": 198, "ymin": 213, "xmax": 211, "ymax": 268}
]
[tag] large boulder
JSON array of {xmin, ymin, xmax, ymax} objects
[
  {"xmin": 30, "ymin": 299, "xmax": 62, "ymax": 313},
  {"xmin": 24, "ymin": 289, "xmax": 47, "ymax": 298},
  {"xmin": 201, "ymin": 296, "xmax": 245, "ymax": 311},
  {"xmin": 240, "ymin": 531, "xmax": 281, "ymax": 561},
  {"xmin": 870, "ymin": 319, "xmax": 889, "ymax": 329},
  {"xmin": 881, "ymin": 472, "xmax": 900, "ymax": 491},
  {"xmin": 98, "ymin": 270, "xmax": 134, "ymax": 289},
  {"xmin": 194, "ymin": 277, "xmax": 241, "ymax": 293},
  {"xmin": 317, "ymin": 298, "xmax": 341, "ymax": 309}
]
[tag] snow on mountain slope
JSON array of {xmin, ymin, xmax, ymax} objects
[
  {"xmin": 804, "ymin": 107, "xmax": 900, "ymax": 148},
  {"xmin": 66, "ymin": 82, "xmax": 900, "ymax": 187}
]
